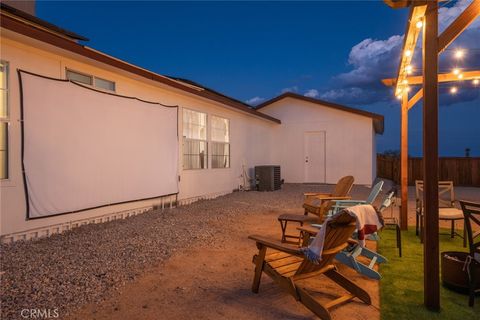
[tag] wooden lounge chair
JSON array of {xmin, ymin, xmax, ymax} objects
[
  {"xmin": 459, "ymin": 200, "xmax": 480, "ymax": 307},
  {"xmin": 249, "ymin": 211, "xmax": 371, "ymax": 320},
  {"xmin": 277, "ymin": 176, "xmax": 354, "ymax": 243},
  {"xmin": 415, "ymin": 180, "xmax": 466, "ymax": 247}
]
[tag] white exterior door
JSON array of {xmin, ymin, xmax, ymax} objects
[{"xmin": 304, "ymin": 132, "xmax": 326, "ymax": 183}]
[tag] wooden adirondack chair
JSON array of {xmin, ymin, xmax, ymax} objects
[
  {"xmin": 277, "ymin": 175, "xmax": 354, "ymax": 243},
  {"xmin": 249, "ymin": 211, "xmax": 371, "ymax": 320},
  {"xmin": 303, "ymin": 175, "xmax": 355, "ymax": 217}
]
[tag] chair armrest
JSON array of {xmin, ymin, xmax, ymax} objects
[
  {"xmin": 248, "ymin": 235, "xmax": 303, "ymax": 255},
  {"xmin": 317, "ymin": 196, "xmax": 352, "ymax": 201},
  {"xmin": 333, "ymin": 200, "xmax": 367, "ymax": 207},
  {"xmin": 304, "ymin": 192, "xmax": 331, "ymax": 197},
  {"xmin": 296, "ymin": 225, "xmax": 320, "ymax": 236}
]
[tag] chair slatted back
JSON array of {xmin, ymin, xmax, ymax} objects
[
  {"xmin": 460, "ymin": 200, "xmax": 480, "ymax": 256},
  {"xmin": 332, "ymin": 176, "xmax": 355, "ymax": 197},
  {"xmin": 415, "ymin": 180, "xmax": 455, "ymax": 208},
  {"xmin": 366, "ymin": 180, "xmax": 384, "ymax": 204},
  {"xmin": 316, "ymin": 176, "xmax": 355, "ymax": 216},
  {"xmin": 295, "ymin": 211, "xmax": 356, "ymax": 275}
]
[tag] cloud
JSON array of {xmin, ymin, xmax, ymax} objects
[
  {"xmin": 304, "ymin": 89, "xmax": 319, "ymax": 98},
  {"xmin": 245, "ymin": 96, "xmax": 265, "ymax": 106},
  {"xmin": 280, "ymin": 86, "xmax": 298, "ymax": 94},
  {"xmin": 320, "ymin": 0, "xmax": 480, "ymax": 107}
]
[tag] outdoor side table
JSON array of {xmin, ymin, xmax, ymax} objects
[{"xmin": 277, "ymin": 213, "xmax": 320, "ymax": 244}]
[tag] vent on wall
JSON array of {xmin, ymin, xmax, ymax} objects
[{"xmin": 255, "ymin": 166, "xmax": 281, "ymax": 191}]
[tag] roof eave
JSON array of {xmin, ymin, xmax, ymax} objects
[{"xmin": 256, "ymin": 92, "xmax": 384, "ymax": 134}]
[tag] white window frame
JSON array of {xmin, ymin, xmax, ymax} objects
[
  {"xmin": 65, "ymin": 68, "xmax": 116, "ymax": 92},
  {"xmin": 182, "ymin": 108, "xmax": 208, "ymax": 170},
  {"xmin": 210, "ymin": 115, "xmax": 230, "ymax": 169},
  {"xmin": 0, "ymin": 60, "xmax": 9, "ymax": 180}
]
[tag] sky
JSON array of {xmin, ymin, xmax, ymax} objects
[{"xmin": 36, "ymin": 1, "xmax": 480, "ymax": 156}]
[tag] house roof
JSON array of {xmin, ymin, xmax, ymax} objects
[
  {"xmin": 255, "ymin": 92, "xmax": 384, "ymax": 134},
  {"xmin": 0, "ymin": 3, "xmax": 89, "ymax": 41},
  {"xmin": 0, "ymin": 6, "xmax": 281, "ymax": 124}
]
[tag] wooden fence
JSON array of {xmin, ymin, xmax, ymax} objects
[{"xmin": 377, "ymin": 155, "xmax": 480, "ymax": 187}]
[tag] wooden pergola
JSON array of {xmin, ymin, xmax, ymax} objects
[{"xmin": 383, "ymin": 0, "xmax": 480, "ymax": 311}]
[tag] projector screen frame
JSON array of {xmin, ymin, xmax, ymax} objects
[{"xmin": 18, "ymin": 69, "xmax": 180, "ymax": 220}]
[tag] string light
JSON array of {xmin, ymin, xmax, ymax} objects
[
  {"xmin": 450, "ymin": 87, "xmax": 458, "ymax": 94},
  {"xmin": 405, "ymin": 86, "xmax": 411, "ymax": 93},
  {"xmin": 473, "ymin": 79, "xmax": 480, "ymax": 86},
  {"xmin": 452, "ymin": 68, "xmax": 460, "ymax": 75},
  {"xmin": 454, "ymin": 49, "xmax": 465, "ymax": 59},
  {"xmin": 402, "ymin": 79, "xmax": 409, "ymax": 85},
  {"xmin": 405, "ymin": 50, "xmax": 412, "ymax": 57},
  {"xmin": 458, "ymin": 73, "xmax": 464, "ymax": 80},
  {"xmin": 405, "ymin": 65, "xmax": 413, "ymax": 74},
  {"xmin": 416, "ymin": 20, "xmax": 423, "ymax": 29}
]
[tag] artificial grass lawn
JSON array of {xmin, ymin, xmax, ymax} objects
[{"xmin": 378, "ymin": 228, "xmax": 479, "ymax": 320}]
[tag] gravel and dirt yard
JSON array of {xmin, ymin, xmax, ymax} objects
[{"xmin": 1, "ymin": 182, "xmax": 478, "ymax": 320}]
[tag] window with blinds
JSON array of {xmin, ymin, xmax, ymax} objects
[
  {"xmin": 0, "ymin": 61, "xmax": 8, "ymax": 179},
  {"xmin": 183, "ymin": 109, "xmax": 207, "ymax": 169},
  {"xmin": 211, "ymin": 116, "xmax": 230, "ymax": 168},
  {"xmin": 66, "ymin": 69, "xmax": 116, "ymax": 92}
]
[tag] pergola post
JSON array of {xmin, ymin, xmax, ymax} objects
[
  {"xmin": 400, "ymin": 92, "xmax": 409, "ymax": 230},
  {"xmin": 422, "ymin": 0, "xmax": 440, "ymax": 311}
]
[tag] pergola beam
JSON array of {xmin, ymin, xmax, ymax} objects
[
  {"xmin": 438, "ymin": 0, "xmax": 480, "ymax": 53},
  {"xmin": 393, "ymin": 5, "xmax": 427, "ymax": 94},
  {"xmin": 408, "ymin": 88, "xmax": 423, "ymax": 110},
  {"xmin": 382, "ymin": 70, "xmax": 480, "ymax": 86},
  {"xmin": 400, "ymin": 92, "xmax": 409, "ymax": 230},
  {"xmin": 422, "ymin": 1, "xmax": 440, "ymax": 311}
]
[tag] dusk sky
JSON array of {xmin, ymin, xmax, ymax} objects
[{"xmin": 37, "ymin": 1, "xmax": 480, "ymax": 156}]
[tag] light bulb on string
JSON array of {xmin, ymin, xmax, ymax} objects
[
  {"xmin": 405, "ymin": 50, "xmax": 412, "ymax": 57},
  {"xmin": 416, "ymin": 20, "xmax": 423, "ymax": 29},
  {"xmin": 473, "ymin": 79, "xmax": 480, "ymax": 86},
  {"xmin": 405, "ymin": 65, "xmax": 413, "ymax": 74},
  {"xmin": 452, "ymin": 68, "xmax": 460, "ymax": 75},
  {"xmin": 395, "ymin": 88, "xmax": 402, "ymax": 99},
  {"xmin": 450, "ymin": 87, "xmax": 458, "ymax": 94},
  {"xmin": 454, "ymin": 49, "xmax": 465, "ymax": 59},
  {"xmin": 458, "ymin": 73, "xmax": 464, "ymax": 80}
]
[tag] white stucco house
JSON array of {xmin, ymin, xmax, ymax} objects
[{"xmin": 0, "ymin": 3, "xmax": 384, "ymax": 242}]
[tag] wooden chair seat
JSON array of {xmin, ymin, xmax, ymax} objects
[
  {"xmin": 438, "ymin": 208, "xmax": 464, "ymax": 220},
  {"xmin": 415, "ymin": 180, "xmax": 466, "ymax": 247}
]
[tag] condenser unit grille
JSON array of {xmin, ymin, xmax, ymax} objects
[{"xmin": 255, "ymin": 166, "xmax": 281, "ymax": 191}]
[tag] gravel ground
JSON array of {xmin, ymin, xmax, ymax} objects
[
  {"xmin": 0, "ymin": 183, "xmax": 339, "ymax": 320},
  {"xmin": 1, "ymin": 182, "xmax": 477, "ymax": 320}
]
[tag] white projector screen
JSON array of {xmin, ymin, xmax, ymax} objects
[{"xmin": 19, "ymin": 71, "xmax": 179, "ymax": 219}]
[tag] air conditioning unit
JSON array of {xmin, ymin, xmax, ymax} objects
[{"xmin": 255, "ymin": 166, "xmax": 281, "ymax": 191}]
